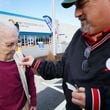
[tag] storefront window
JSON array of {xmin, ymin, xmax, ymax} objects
[{"xmin": 19, "ymin": 35, "xmax": 50, "ymax": 46}]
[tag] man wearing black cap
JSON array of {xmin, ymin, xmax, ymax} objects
[{"xmin": 21, "ymin": 0, "xmax": 110, "ymax": 110}]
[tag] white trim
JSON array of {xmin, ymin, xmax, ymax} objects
[
  {"xmin": 97, "ymin": 89, "xmax": 101, "ymax": 110},
  {"xmin": 42, "ymin": 82, "xmax": 64, "ymax": 93},
  {"xmin": 54, "ymin": 100, "xmax": 66, "ymax": 110}
]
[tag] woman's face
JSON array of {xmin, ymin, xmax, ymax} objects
[{"xmin": 0, "ymin": 30, "xmax": 18, "ymax": 60}]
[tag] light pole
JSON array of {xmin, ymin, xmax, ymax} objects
[{"xmin": 51, "ymin": 0, "xmax": 56, "ymax": 56}]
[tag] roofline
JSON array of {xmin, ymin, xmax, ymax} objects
[{"xmin": 0, "ymin": 10, "xmax": 44, "ymax": 21}]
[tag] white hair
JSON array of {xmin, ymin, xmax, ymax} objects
[{"xmin": 0, "ymin": 21, "xmax": 19, "ymax": 41}]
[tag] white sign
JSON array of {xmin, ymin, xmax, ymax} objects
[{"xmin": 0, "ymin": 11, "xmax": 51, "ymax": 33}]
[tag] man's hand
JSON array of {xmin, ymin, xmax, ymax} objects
[
  {"xmin": 71, "ymin": 87, "xmax": 85, "ymax": 109},
  {"xmin": 21, "ymin": 55, "xmax": 34, "ymax": 66}
]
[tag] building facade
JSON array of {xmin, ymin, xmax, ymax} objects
[{"xmin": 0, "ymin": 11, "xmax": 52, "ymax": 47}]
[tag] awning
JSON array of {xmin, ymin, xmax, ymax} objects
[{"xmin": 19, "ymin": 31, "xmax": 52, "ymax": 37}]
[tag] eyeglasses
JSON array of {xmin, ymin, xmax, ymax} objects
[{"xmin": 82, "ymin": 46, "xmax": 91, "ymax": 72}]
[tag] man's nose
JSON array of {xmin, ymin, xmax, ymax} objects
[{"xmin": 75, "ymin": 8, "xmax": 83, "ymax": 18}]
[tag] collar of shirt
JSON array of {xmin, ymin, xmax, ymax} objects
[{"xmin": 82, "ymin": 27, "xmax": 110, "ymax": 45}]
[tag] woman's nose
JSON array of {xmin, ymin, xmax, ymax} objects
[{"xmin": 12, "ymin": 44, "xmax": 17, "ymax": 50}]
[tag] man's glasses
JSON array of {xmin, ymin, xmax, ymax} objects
[{"xmin": 82, "ymin": 46, "xmax": 91, "ymax": 72}]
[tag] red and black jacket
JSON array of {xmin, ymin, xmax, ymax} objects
[{"xmin": 32, "ymin": 29, "xmax": 110, "ymax": 110}]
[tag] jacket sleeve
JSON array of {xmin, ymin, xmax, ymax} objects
[
  {"xmin": 31, "ymin": 57, "xmax": 65, "ymax": 80},
  {"xmin": 26, "ymin": 67, "xmax": 37, "ymax": 106},
  {"xmin": 85, "ymin": 87, "xmax": 110, "ymax": 110}
]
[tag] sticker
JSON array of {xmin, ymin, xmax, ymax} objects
[
  {"xmin": 66, "ymin": 82, "xmax": 77, "ymax": 91},
  {"xmin": 106, "ymin": 58, "xmax": 110, "ymax": 70}
]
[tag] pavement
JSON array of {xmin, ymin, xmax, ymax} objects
[{"xmin": 34, "ymin": 75, "xmax": 66, "ymax": 110}]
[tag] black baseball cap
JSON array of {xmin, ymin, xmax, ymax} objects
[{"xmin": 62, "ymin": 0, "xmax": 76, "ymax": 8}]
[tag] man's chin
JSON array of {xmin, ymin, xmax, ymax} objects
[{"xmin": 81, "ymin": 27, "xmax": 94, "ymax": 35}]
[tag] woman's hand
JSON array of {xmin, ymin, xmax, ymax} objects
[{"xmin": 30, "ymin": 106, "xmax": 36, "ymax": 110}]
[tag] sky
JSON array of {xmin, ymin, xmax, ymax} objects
[{"xmin": 0, "ymin": 0, "xmax": 80, "ymax": 27}]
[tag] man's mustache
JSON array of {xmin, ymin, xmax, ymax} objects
[{"xmin": 78, "ymin": 16, "xmax": 86, "ymax": 21}]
